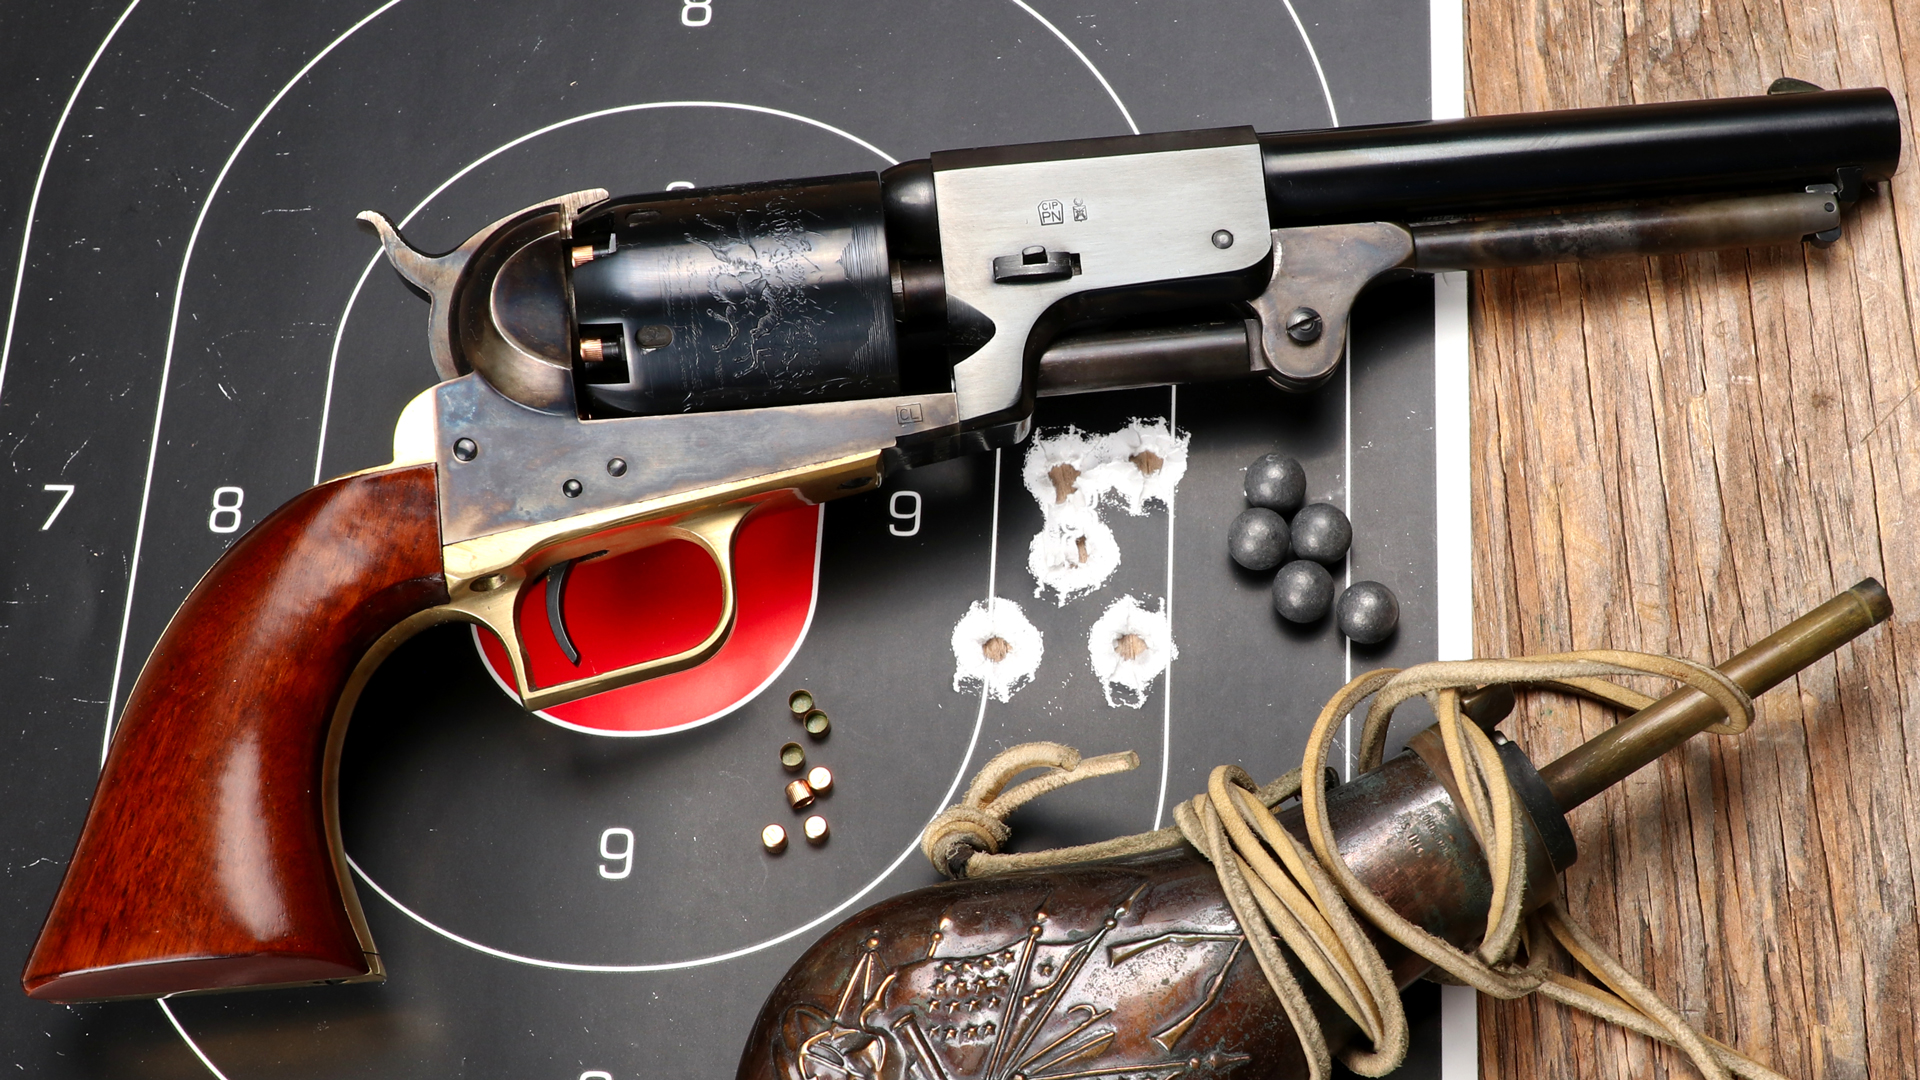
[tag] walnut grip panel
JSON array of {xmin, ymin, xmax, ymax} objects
[{"xmin": 22, "ymin": 465, "xmax": 447, "ymax": 1002}]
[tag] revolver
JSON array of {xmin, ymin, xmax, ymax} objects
[{"xmin": 22, "ymin": 85, "xmax": 1900, "ymax": 1003}]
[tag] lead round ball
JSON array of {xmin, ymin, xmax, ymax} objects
[
  {"xmin": 1227, "ymin": 507, "xmax": 1290, "ymax": 571},
  {"xmin": 1337, "ymin": 581, "xmax": 1400, "ymax": 644},
  {"xmin": 1245, "ymin": 454, "xmax": 1307, "ymax": 515},
  {"xmin": 1290, "ymin": 502, "xmax": 1352, "ymax": 565},
  {"xmin": 1272, "ymin": 560, "xmax": 1335, "ymax": 623}
]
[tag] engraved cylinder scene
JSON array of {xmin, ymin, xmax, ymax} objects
[{"xmin": 568, "ymin": 175, "xmax": 902, "ymax": 418}]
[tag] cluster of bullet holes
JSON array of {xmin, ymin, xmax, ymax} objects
[{"xmin": 952, "ymin": 421, "xmax": 1188, "ymax": 707}]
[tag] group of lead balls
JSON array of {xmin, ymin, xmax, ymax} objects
[
  {"xmin": 1228, "ymin": 454, "xmax": 1400, "ymax": 644},
  {"xmin": 762, "ymin": 689, "xmax": 835, "ymax": 854}
]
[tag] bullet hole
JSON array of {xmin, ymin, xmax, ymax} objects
[{"xmin": 1048, "ymin": 463, "xmax": 1079, "ymax": 503}]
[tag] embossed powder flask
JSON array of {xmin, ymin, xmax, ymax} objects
[{"xmin": 734, "ymin": 736, "xmax": 1570, "ymax": 1080}]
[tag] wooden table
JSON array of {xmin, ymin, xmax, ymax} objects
[{"xmin": 1466, "ymin": 1, "xmax": 1919, "ymax": 1076}]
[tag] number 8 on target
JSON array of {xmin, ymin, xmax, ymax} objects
[
  {"xmin": 681, "ymin": 0, "xmax": 711, "ymax": 26},
  {"xmin": 207, "ymin": 486, "xmax": 245, "ymax": 534}
]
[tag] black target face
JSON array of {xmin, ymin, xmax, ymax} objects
[{"xmin": 0, "ymin": 2, "xmax": 1461, "ymax": 1076}]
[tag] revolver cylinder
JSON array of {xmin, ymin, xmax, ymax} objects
[{"xmin": 568, "ymin": 175, "xmax": 903, "ymax": 418}]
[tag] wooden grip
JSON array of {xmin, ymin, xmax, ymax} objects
[{"xmin": 23, "ymin": 465, "xmax": 447, "ymax": 1002}]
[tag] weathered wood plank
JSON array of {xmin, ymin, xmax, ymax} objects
[{"xmin": 1465, "ymin": 1, "xmax": 1920, "ymax": 1077}]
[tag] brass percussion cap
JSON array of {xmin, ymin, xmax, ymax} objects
[
  {"xmin": 786, "ymin": 779, "xmax": 816, "ymax": 810},
  {"xmin": 787, "ymin": 689, "xmax": 815, "ymax": 716},
  {"xmin": 806, "ymin": 766, "xmax": 833, "ymax": 794},
  {"xmin": 779, "ymin": 742, "xmax": 806, "ymax": 772},
  {"xmin": 803, "ymin": 815, "xmax": 829, "ymax": 844},
  {"xmin": 803, "ymin": 710, "xmax": 830, "ymax": 739},
  {"xmin": 761, "ymin": 824, "xmax": 788, "ymax": 854}
]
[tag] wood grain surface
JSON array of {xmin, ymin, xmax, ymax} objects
[
  {"xmin": 1465, "ymin": 1, "xmax": 1920, "ymax": 1077},
  {"xmin": 23, "ymin": 464, "xmax": 446, "ymax": 1002}
]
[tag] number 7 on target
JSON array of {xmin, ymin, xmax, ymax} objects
[{"xmin": 39, "ymin": 484, "xmax": 74, "ymax": 531}]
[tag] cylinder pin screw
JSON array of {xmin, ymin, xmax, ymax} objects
[
  {"xmin": 1286, "ymin": 307, "xmax": 1323, "ymax": 344},
  {"xmin": 607, "ymin": 457, "xmax": 628, "ymax": 477},
  {"xmin": 453, "ymin": 438, "xmax": 478, "ymax": 462},
  {"xmin": 562, "ymin": 478, "xmax": 583, "ymax": 498}
]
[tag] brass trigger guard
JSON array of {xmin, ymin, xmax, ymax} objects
[{"xmin": 457, "ymin": 502, "xmax": 753, "ymax": 711}]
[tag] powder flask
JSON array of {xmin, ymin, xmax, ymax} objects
[{"xmin": 735, "ymin": 730, "xmax": 1568, "ymax": 1080}]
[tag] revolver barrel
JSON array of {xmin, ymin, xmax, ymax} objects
[{"xmin": 1258, "ymin": 86, "xmax": 1900, "ymax": 223}]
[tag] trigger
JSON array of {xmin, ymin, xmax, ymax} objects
[{"xmin": 543, "ymin": 553, "xmax": 604, "ymax": 666}]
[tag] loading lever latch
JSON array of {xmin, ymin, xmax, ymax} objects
[{"xmin": 992, "ymin": 245, "xmax": 1080, "ymax": 284}]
